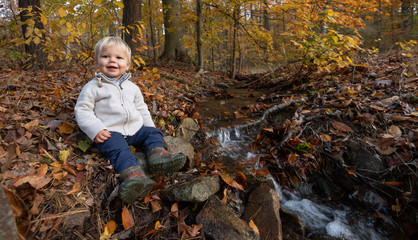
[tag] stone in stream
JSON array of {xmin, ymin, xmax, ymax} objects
[
  {"xmin": 197, "ymin": 196, "xmax": 260, "ymax": 240},
  {"xmin": 243, "ymin": 184, "xmax": 283, "ymax": 240},
  {"xmin": 162, "ymin": 175, "xmax": 220, "ymax": 203},
  {"xmin": 0, "ymin": 185, "xmax": 19, "ymax": 240},
  {"xmin": 175, "ymin": 117, "xmax": 200, "ymax": 142}
]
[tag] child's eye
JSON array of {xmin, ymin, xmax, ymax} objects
[
  {"xmin": 117, "ymin": 56, "xmax": 123, "ymax": 59},
  {"xmin": 102, "ymin": 55, "xmax": 108, "ymax": 58}
]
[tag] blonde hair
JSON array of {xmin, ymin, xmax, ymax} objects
[{"xmin": 94, "ymin": 36, "xmax": 132, "ymax": 62}]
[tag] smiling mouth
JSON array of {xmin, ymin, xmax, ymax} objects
[{"xmin": 107, "ymin": 66, "xmax": 118, "ymax": 70}]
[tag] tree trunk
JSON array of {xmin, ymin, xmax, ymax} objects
[
  {"xmin": 18, "ymin": 0, "xmax": 46, "ymax": 70},
  {"xmin": 122, "ymin": 0, "xmax": 142, "ymax": 56},
  {"xmin": 230, "ymin": 5, "xmax": 239, "ymax": 79},
  {"xmin": 148, "ymin": 0, "xmax": 157, "ymax": 64},
  {"xmin": 160, "ymin": 0, "xmax": 191, "ymax": 63},
  {"xmin": 196, "ymin": 0, "xmax": 203, "ymax": 71}
]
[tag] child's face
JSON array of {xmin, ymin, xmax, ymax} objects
[{"xmin": 97, "ymin": 45, "xmax": 131, "ymax": 79}]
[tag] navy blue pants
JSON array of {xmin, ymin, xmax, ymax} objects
[{"xmin": 96, "ymin": 126, "xmax": 166, "ymax": 173}]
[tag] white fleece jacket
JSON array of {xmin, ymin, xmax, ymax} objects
[{"xmin": 75, "ymin": 72, "xmax": 155, "ymax": 141}]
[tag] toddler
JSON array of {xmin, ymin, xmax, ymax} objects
[{"xmin": 75, "ymin": 36, "xmax": 186, "ymax": 203}]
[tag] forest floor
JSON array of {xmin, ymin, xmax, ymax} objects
[{"xmin": 0, "ymin": 52, "xmax": 417, "ymax": 239}]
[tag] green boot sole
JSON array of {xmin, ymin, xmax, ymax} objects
[
  {"xmin": 148, "ymin": 153, "xmax": 187, "ymax": 175},
  {"xmin": 119, "ymin": 178, "xmax": 155, "ymax": 203}
]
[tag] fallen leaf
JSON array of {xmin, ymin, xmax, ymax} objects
[
  {"xmin": 187, "ymin": 224, "xmax": 202, "ymax": 237},
  {"xmin": 58, "ymin": 121, "xmax": 74, "ymax": 135},
  {"xmin": 66, "ymin": 182, "xmax": 81, "ymax": 195},
  {"xmin": 249, "ymin": 220, "xmax": 259, "ymax": 235},
  {"xmin": 30, "ymin": 192, "xmax": 45, "ymax": 215},
  {"xmin": 23, "ymin": 119, "xmax": 39, "ymax": 131},
  {"xmin": 150, "ymin": 200, "xmax": 162, "ymax": 213},
  {"xmin": 235, "ymin": 171, "xmax": 247, "ymax": 188},
  {"xmin": 383, "ymin": 181, "xmax": 402, "ymax": 187},
  {"xmin": 219, "ymin": 172, "xmax": 244, "ymax": 191},
  {"xmin": 59, "ymin": 150, "xmax": 71, "ymax": 165},
  {"xmin": 388, "ymin": 125, "xmax": 402, "ymax": 137},
  {"xmin": 122, "ymin": 206, "xmax": 134, "ymax": 230},
  {"xmin": 320, "ymin": 134, "xmax": 332, "ymax": 142},
  {"xmin": 100, "ymin": 220, "xmax": 117, "ymax": 240},
  {"xmin": 332, "ymin": 122, "xmax": 353, "ymax": 132}
]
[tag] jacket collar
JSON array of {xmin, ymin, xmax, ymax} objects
[{"xmin": 95, "ymin": 72, "xmax": 131, "ymax": 85}]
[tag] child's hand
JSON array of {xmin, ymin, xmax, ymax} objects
[{"xmin": 94, "ymin": 129, "xmax": 111, "ymax": 143}]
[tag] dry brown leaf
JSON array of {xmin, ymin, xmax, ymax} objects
[
  {"xmin": 388, "ymin": 125, "xmax": 402, "ymax": 137},
  {"xmin": 66, "ymin": 182, "xmax": 81, "ymax": 195},
  {"xmin": 150, "ymin": 200, "xmax": 162, "ymax": 213},
  {"xmin": 383, "ymin": 181, "xmax": 402, "ymax": 187},
  {"xmin": 171, "ymin": 203, "xmax": 179, "ymax": 218},
  {"xmin": 122, "ymin": 206, "xmax": 134, "ymax": 230},
  {"xmin": 219, "ymin": 172, "xmax": 244, "ymax": 191},
  {"xmin": 58, "ymin": 121, "xmax": 74, "ymax": 135},
  {"xmin": 332, "ymin": 122, "xmax": 353, "ymax": 132},
  {"xmin": 23, "ymin": 119, "xmax": 39, "ymax": 131},
  {"xmin": 320, "ymin": 134, "xmax": 332, "ymax": 142},
  {"xmin": 30, "ymin": 192, "xmax": 44, "ymax": 215}
]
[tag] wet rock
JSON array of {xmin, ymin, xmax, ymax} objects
[
  {"xmin": 176, "ymin": 117, "xmax": 200, "ymax": 142},
  {"xmin": 244, "ymin": 170, "xmax": 275, "ymax": 192},
  {"xmin": 243, "ymin": 184, "xmax": 283, "ymax": 240},
  {"xmin": 0, "ymin": 185, "xmax": 18, "ymax": 240},
  {"xmin": 196, "ymin": 196, "xmax": 259, "ymax": 240},
  {"xmin": 280, "ymin": 208, "xmax": 305, "ymax": 237},
  {"xmin": 226, "ymin": 189, "xmax": 245, "ymax": 216},
  {"xmin": 164, "ymin": 136, "xmax": 195, "ymax": 168},
  {"xmin": 163, "ymin": 175, "xmax": 220, "ymax": 203},
  {"xmin": 349, "ymin": 188, "xmax": 388, "ymax": 210},
  {"xmin": 345, "ymin": 142, "xmax": 384, "ymax": 175}
]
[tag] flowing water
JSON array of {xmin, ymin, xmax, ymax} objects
[{"xmin": 199, "ymin": 88, "xmax": 389, "ymax": 240}]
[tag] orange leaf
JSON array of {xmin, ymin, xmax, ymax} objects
[
  {"xmin": 101, "ymin": 220, "xmax": 116, "ymax": 239},
  {"xmin": 122, "ymin": 206, "xmax": 134, "ymax": 230},
  {"xmin": 249, "ymin": 220, "xmax": 259, "ymax": 235},
  {"xmin": 66, "ymin": 182, "xmax": 81, "ymax": 195},
  {"xmin": 383, "ymin": 181, "xmax": 402, "ymax": 187},
  {"xmin": 219, "ymin": 172, "xmax": 244, "ymax": 191},
  {"xmin": 58, "ymin": 121, "xmax": 74, "ymax": 134},
  {"xmin": 235, "ymin": 171, "xmax": 247, "ymax": 188}
]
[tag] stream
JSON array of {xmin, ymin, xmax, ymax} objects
[{"xmin": 198, "ymin": 87, "xmax": 389, "ymax": 240}]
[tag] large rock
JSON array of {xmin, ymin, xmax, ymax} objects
[
  {"xmin": 176, "ymin": 117, "xmax": 200, "ymax": 142},
  {"xmin": 0, "ymin": 185, "xmax": 18, "ymax": 240},
  {"xmin": 280, "ymin": 208, "xmax": 305, "ymax": 239},
  {"xmin": 164, "ymin": 136, "xmax": 195, "ymax": 168},
  {"xmin": 163, "ymin": 175, "xmax": 220, "ymax": 203},
  {"xmin": 196, "ymin": 196, "xmax": 259, "ymax": 240},
  {"xmin": 243, "ymin": 184, "xmax": 283, "ymax": 240}
]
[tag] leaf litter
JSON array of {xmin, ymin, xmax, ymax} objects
[{"xmin": 0, "ymin": 52, "xmax": 416, "ymax": 239}]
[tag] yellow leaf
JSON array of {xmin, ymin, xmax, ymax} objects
[
  {"xmin": 40, "ymin": 13, "xmax": 47, "ymax": 25},
  {"xmin": 122, "ymin": 206, "xmax": 134, "ymax": 230},
  {"xmin": 115, "ymin": 1, "xmax": 124, "ymax": 8},
  {"xmin": 58, "ymin": 8, "xmax": 67, "ymax": 17},
  {"xmin": 59, "ymin": 150, "xmax": 71, "ymax": 165},
  {"xmin": 100, "ymin": 220, "xmax": 117, "ymax": 240},
  {"xmin": 50, "ymin": 21, "xmax": 59, "ymax": 31},
  {"xmin": 33, "ymin": 36, "xmax": 40, "ymax": 45}
]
